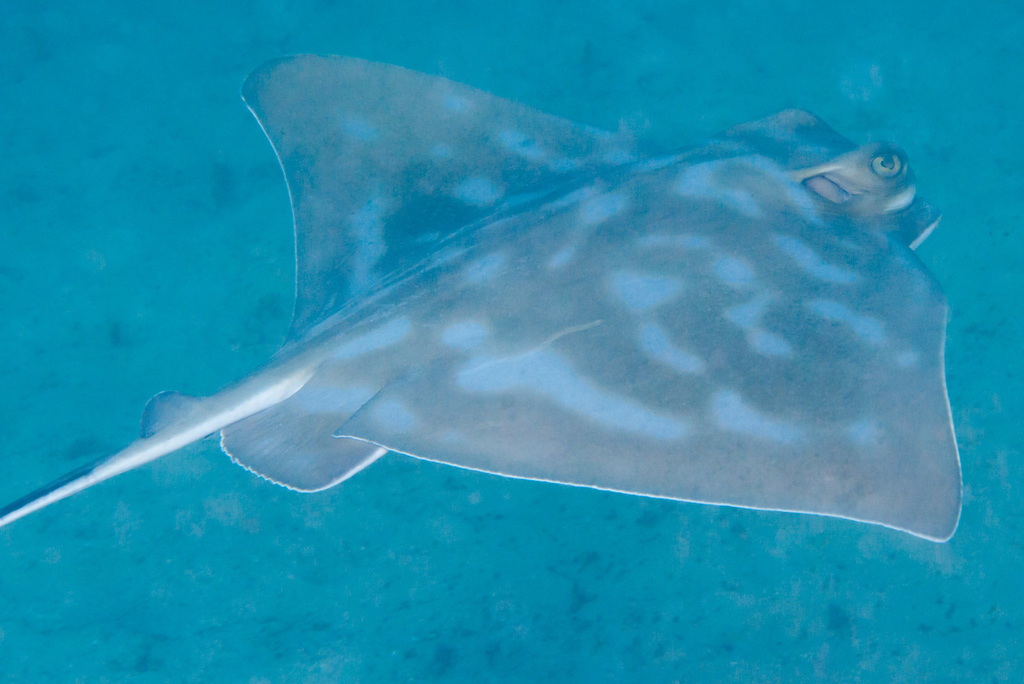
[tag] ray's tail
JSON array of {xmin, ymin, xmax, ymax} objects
[
  {"xmin": 0, "ymin": 442, "xmax": 168, "ymax": 528},
  {"xmin": 0, "ymin": 353, "xmax": 322, "ymax": 529}
]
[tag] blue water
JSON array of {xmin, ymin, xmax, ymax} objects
[{"xmin": 1, "ymin": 1, "xmax": 1020, "ymax": 681}]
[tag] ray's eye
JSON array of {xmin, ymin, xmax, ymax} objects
[{"xmin": 870, "ymin": 153, "xmax": 903, "ymax": 178}]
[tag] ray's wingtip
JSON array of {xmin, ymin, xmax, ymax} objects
[
  {"xmin": 936, "ymin": 504, "xmax": 962, "ymax": 544},
  {"xmin": 913, "ymin": 498, "xmax": 962, "ymax": 543},
  {"xmin": 240, "ymin": 53, "xmax": 330, "ymax": 103}
]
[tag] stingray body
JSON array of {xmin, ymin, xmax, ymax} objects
[{"xmin": 0, "ymin": 56, "xmax": 961, "ymax": 541}]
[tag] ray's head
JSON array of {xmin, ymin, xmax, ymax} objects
[
  {"xmin": 717, "ymin": 110, "xmax": 941, "ymax": 250},
  {"xmin": 792, "ymin": 141, "xmax": 940, "ymax": 251},
  {"xmin": 792, "ymin": 142, "xmax": 915, "ymax": 215}
]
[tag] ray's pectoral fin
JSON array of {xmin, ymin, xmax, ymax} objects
[
  {"xmin": 323, "ymin": 306, "xmax": 959, "ymax": 542},
  {"xmin": 245, "ymin": 55, "xmax": 640, "ymax": 341}
]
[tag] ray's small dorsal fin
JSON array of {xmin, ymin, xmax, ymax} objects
[
  {"xmin": 242, "ymin": 55, "xmax": 638, "ymax": 340},
  {"xmin": 140, "ymin": 390, "xmax": 201, "ymax": 438}
]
